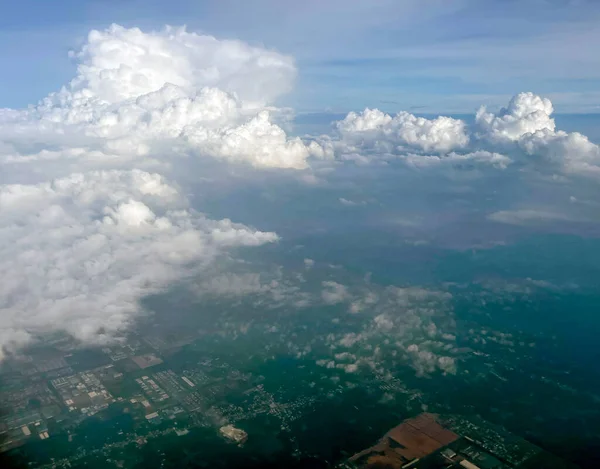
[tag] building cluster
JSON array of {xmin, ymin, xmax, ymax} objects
[
  {"xmin": 0, "ymin": 329, "xmax": 325, "ymax": 464},
  {"xmin": 51, "ymin": 372, "xmax": 115, "ymax": 416}
]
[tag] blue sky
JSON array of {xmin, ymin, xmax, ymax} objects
[{"xmin": 2, "ymin": 0, "xmax": 600, "ymax": 113}]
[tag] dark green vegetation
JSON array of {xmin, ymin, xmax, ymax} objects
[{"xmin": 2, "ymin": 234, "xmax": 600, "ymax": 468}]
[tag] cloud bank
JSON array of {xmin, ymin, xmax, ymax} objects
[
  {"xmin": 1, "ymin": 23, "xmax": 599, "ymax": 359},
  {"xmin": 0, "ymin": 170, "xmax": 277, "ymax": 356},
  {"xmin": 328, "ymin": 91, "xmax": 600, "ymax": 179},
  {"xmin": 0, "ymin": 24, "xmax": 310, "ymax": 358}
]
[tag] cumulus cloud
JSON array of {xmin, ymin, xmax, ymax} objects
[
  {"xmin": 0, "ymin": 170, "xmax": 277, "ymax": 358},
  {"xmin": 57, "ymin": 24, "xmax": 295, "ymax": 107},
  {"xmin": 321, "ymin": 281, "xmax": 351, "ymax": 305},
  {"xmin": 349, "ymin": 292, "xmax": 379, "ymax": 314},
  {"xmin": 476, "ymin": 92, "xmax": 556, "ymax": 143},
  {"xmin": 314, "ymin": 283, "xmax": 460, "ymax": 379},
  {"xmin": 0, "ymin": 24, "xmax": 322, "ymax": 170},
  {"xmin": 373, "ymin": 314, "xmax": 394, "ymax": 331},
  {"xmin": 406, "ymin": 344, "xmax": 457, "ymax": 376},
  {"xmin": 0, "ymin": 24, "xmax": 318, "ymax": 358},
  {"xmin": 520, "ymin": 129, "xmax": 600, "ymax": 177},
  {"xmin": 335, "ymin": 108, "xmax": 469, "ymax": 154},
  {"xmin": 475, "ymin": 92, "xmax": 600, "ymax": 178},
  {"xmin": 327, "ymin": 91, "xmax": 600, "ymax": 182}
]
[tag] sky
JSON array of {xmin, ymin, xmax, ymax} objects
[
  {"xmin": 3, "ymin": 0, "xmax": 600, "ymax": 113},
  {"xmin": 1, "ymin": 0, "xmax": 600, "ymax": 360}
]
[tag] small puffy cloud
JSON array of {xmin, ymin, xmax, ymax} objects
[
  {"xmin": 316, "ymin": 359, "xmax": 336, "ymax": 369},
  {"xmin": 349, "ymin": 291, "xmax": 379, "ymax": 314},
  {"xmin": 304, "ymin": 258, "xmax": 315, "ymax": 270},
  {"xmin": 339, "ymin": 333, "xmax": 364, "ymax": 348},
  {"xmin": 334, "ymin": 352, "xmax": 356, "ymax": 361},
  {"xmin": 339, "ymin": 197, "xmax": 367, "ymax": 206},
  {"xmin": 373, "ymin": 314, "xmax": 394, "ymax": 331},
  {"xmin": 335, "ymin": 108, "xmax": 392, "ymax": 133},
  {"xmin": 337, "ymin": 363, "xmax": 359, "ymax": 373},
  {"xmin": 406, "ymin": 344, "xmax": 457, "ymax": 376},
  {"xmin": 208, "ymin": 218, "xmax": 279, "ymax": 246},
  {"xmin": 321, "ymin": 281, "xmax": 351, "ymax": 305},
  {"xmin": 313, "ymin": 283, "xmax": 461, "ymax": 379}
]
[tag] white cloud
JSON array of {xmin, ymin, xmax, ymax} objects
[
  {"xmin": 476, "ymin": 92, "xmax": 556, "ymax": 143},
  {"xmin": 318, "ymin": 283, "xmax": 460, "ymax": 378},
  {"xmin": 334, "ymin": 352, "xmax": 356, "ymax": 361},
  {"xmin": 337, "ymin": 363, "xmax": 359, "ymax": 373},
  {"xmin": 185, "ymin": 110, "xmax": 316, "ymax": 169},
  {"xmin": 373, "ymin": 314, "xmax": 394, "ymax": 331},
  {"xmin": 0, "ymin": 170, "xmax": 277, "ymax": 359},
  {"xmin": 0, "ymin": 25, "xmax": 323, "ymax": 170},
  {"xmin": 519, "ymin": 129, "xmax": 600, "ymax": 178},
  {"xmin": 0, "ymin": 24, "xmax": 319, "ymax": 358},
  {"xmin": 339, "ymin": 197, "xmax": 368, "ymax": 206},
  {"xmin": 338, "ymin": 333, "xmax": 364, "ymax": 348},
  {"xmin": 329, "ymin": 91, "xmax": 600, "ymax": 186},
  {"xmin": 316, "ymin": 359, "xmax": 336, "ymax": 369},
  {"xmin": 304, "ymin": 258, "xmax": 315, "ymax": 270},
  {"xmin": 475, "ymin": 92, "xmax": 600, "ymax": 178},
  {"xmin": 405, "ymin": 344, "xmax": 457, "ymax": 376},
  {"xmin": 321, "ymin": 281, "xmax": 351, "ymax": 305},
  {"xmin": 336, "ymin": 108, "xmax": 392, "ymax": 133},
  {"xmin": 59, "ymin": 24, "xmax": 296, "ymax": 106},
  {"xmin": 349, "ymin": 291, "xmax": 379, "ymax": 314},
  {"xmin": 335, "ymin": 108, "xmax": 469, "ymax": 154}
]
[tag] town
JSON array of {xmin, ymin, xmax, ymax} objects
[{"xmin": 0, "ymin": 329, "xmax": 319, "ymax": 467}]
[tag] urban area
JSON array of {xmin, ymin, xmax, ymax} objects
[{"xmin": 0, "ymin": 327, "xmax": 578, "ymax": 468}]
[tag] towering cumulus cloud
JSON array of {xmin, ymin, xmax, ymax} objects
[
  {"xmin": 0, "ymin": 24, "xmax": 320, "ymax": 170},
  {"xmin": 67, "ymin": 25, "xmax": 296, "ymax": 105},
  {"xmin": 475, "ymin": 92, "xmax": 556, "ymax": 143},
  {"xmin": 0, "ymin": 25, "xmax": 311, "ymax": 359},
  {"xmin": 475, "ymin": 92, "xmax": 600, "ymax": 176}
]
